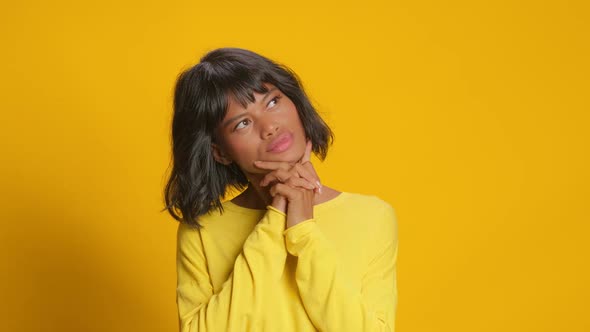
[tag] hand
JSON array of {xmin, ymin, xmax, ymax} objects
[{"xmin": 254, "ymin": 140, "xmax": 321, "ymax": 228}]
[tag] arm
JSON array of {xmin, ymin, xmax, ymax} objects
[
  {"xmin": 283, "ymin": 204, "xmax": 398, "ymax": 332},
  {"xmin": 176, "ymin": 206, "xmax": 287, "ymax": 332}
]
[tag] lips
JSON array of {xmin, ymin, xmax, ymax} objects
[{"xmin": 266, "ymin": 132, "xmax": 294, "ymax": 153}]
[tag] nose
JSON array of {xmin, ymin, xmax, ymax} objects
[{"xmin": 260, "ymin": 117, "xmax": 279, "ymax": 139}]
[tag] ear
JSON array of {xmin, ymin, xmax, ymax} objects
[{"xmin": 211, "ymin": 143, "xmax": 233, "ymax": 165}]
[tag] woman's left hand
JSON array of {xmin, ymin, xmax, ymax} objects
[{"xmin": 254, "ymin": 140, "xmax": 321, "ymax": 228}]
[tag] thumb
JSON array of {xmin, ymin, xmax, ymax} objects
[{"xmin": 299, "ymin": 140, "xmax": 312, "ymax": 163}]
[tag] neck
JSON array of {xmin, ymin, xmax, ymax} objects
[{"xmin": 239, "ymin": 175, "xmax": 274, "ymax": 209}]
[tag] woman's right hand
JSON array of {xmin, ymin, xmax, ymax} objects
[
  {"xmin": 255, "ymin": 141, "xmax": 321, "ymax": 225},
  {"xmin": 271, "ymin": 194, "xmax": 287, "ymax": 213}
]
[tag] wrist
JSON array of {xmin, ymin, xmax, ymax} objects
[
  {"xmin": 271, "ymin": 195, "xmax": 287, "ymax": 213},
  {"xmin": 286, "ymin": 209, "xmax": 313, "ymax": 228}
]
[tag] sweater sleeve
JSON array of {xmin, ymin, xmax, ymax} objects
[
  {"xmin": 176, "ymin": 206, "xmax": 287, "ymax": 332},
  {"xmin": 283, "ymin": 203, "xmax": 398, "ymax": 332}
]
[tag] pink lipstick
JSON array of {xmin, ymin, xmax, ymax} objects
[{"xmin": 267, "ymin": 132, "xmax": 293, "ymax": 153}]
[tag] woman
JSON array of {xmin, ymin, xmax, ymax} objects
[{"xmin": 163, "ymin": 47, "xmax": 398, "ymax": 331}]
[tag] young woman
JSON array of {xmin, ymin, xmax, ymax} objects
[{"xmin": 163, "ymin": 47, "xmax": 398, "ymax": 331}]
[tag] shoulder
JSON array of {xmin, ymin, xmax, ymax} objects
[
  {"xmin": 177, "ymin": 200, "xmax": 262, "ymax": 246},
  {"xmin": 177, "ymin": 200, "xmax": 245, "ymax": 230},
  {"xmin": 176, "ymin": 204, "xmax": 229, "ymax": 247},
  {"xmin": 339, "ymin": 191, "xmax": 398, "ymax": 237},
  {"xmin": 341, "ymin": 192, "xmax": 397, "ymax": 218},
  {"xmin": 176, "ymin": 221, "xmax": 202, "ymax": 256}
]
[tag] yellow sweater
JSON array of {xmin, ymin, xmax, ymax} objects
[{"xmin": 176, "ymin": 191, "xmax": 398, "ymax": 331}]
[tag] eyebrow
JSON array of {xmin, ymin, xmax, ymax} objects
[
  {"xmin": 261, "ymin": 87, "xmax": 278, "ymax": 104},
  {"xmin": 222, "ymin": 87, "xmax": 279, "ymax": 129}
]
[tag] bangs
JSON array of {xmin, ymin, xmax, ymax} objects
[
  {"xmin": 201, "ymin": 60, "xmax": 275, "ymax": 131},
  {"xmin": 224, "ymin": 75, "xmax": 271, "ymax": 110},
  {"xmin": 226, "ymin": 79, "xmax": 268, "ymax": 108}
]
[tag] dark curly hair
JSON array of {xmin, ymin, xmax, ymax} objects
[{"xmin": 162, "ymin": 47, "xmax": 334, "ymax": 228}]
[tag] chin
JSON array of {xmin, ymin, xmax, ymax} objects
[{"xmin": 264, "ymin": 152, "xmax": 298, "ymax": 164}]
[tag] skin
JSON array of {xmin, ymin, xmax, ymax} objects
[{"xmin": 211, "ymin": 83, "xmax": 341, "ymax": 228}]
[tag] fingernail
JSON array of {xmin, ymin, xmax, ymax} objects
[{"xmin": 316, "ymin": 181, "xmax": 322, "ymax": 188}]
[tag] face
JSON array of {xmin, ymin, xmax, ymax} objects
[{"xmin": 212, "ymin": 83, "xmax": 308, "ymax": 178}]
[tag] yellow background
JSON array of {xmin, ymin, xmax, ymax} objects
[{"xmin": 1, "ymin": 0, "xmax": 588, "ymax": 331}]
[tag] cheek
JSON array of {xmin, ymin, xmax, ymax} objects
[
  {"xmin": 285, "ymin": 102, "xmax": 302, "ymax": 126},
  {"xmin": 225, "ymin": 136, "xmax": 258, "ymax": 161},
  {"xmin": 289, "ymin": 109, "xmax": 305, "ymax": 134}
]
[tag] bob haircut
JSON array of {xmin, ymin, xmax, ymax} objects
[{"xmin": 163, "ymin": 47, "xmax": 334, "ymax": 228}]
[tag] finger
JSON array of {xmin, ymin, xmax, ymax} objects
[
  {"xmin": 269, "ymin": 182, "xmax": 305, "ymax": 201},
  {"xmin": 260, "ymin": 169, "xmax": 291, "ymax": 187},
  {"xmin": 301, "ymin": 161, "xmax": 320, "ymax": 182},
  {"xmin": 299, "ymin": 140, "xmax": 313, "ymax": 163},
  {"xmin": 259, "ymin": 162, "xmax": 317, "ymax": 187},
  {"xmin": 295, "ymin": 163, "xmax": 321, "ymax": 191},
  {"xmin": 284, "ymin": 177, "xmax": 316, "ymax": 190}
]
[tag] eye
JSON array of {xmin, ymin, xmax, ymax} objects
[
  {"xmin": 267, "ymin": 94, "xmax": 282, "ymax": 108},
  {"xmin": 234, "ymin": 119, "xmax": 250, "ymax": 130}
]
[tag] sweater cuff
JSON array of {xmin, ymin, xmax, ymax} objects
[
  {"xmin": 266, "ymin": 205, "xmax": 287, "ymax": 217},
  {"xmin": 283, "ymin": 219, "xmax": 317, "ymax": 256}
]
